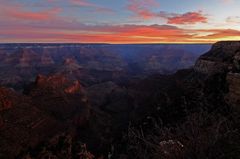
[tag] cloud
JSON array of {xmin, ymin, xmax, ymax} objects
[
  {"xmin": 196, "ymin": 29, "xmax": 240, "ymax": 39},
  {"xmin": 127, "ymin": 1, "xmax": 207, "ymax": 25},
  {"xmin": 226, "ymin": 16, "xmax": 240, "ymax": 24},
  {"xmin": 0, "ymin": 20, "xmax": 191, "ymax": 43},
  {"xmin": 0, "ymin": 2, "xmax": 61, "ymax": 21},
  {"xmin": 156, "ymin": 11, "xmax": 207, "ymax": 24},
  {"xmin": 8, "ymin": 8, "xmax": 61, "ymax": 21},
  {"xmin": 0, "ymin": 20, "xmax": 212, "ymax": 43},
  {"xmin": 127, "ymin": 0, "xmax": 160, "ymax": 19},
  {"xmin": 167, "ymin": 11, "xmax": 208, "ymax": 24},
  {"xmin": 39, "ymin": 24, "xmax": 194, "ymax": 43},
  {"xmin": 70, "ymin": 0, "xmax": 98, "ymax": 7},
  {"xmin": 1, "ymin": 21, "xmax": 240, "ymax": 43},
  {"xmin": 69, "ymin": 0, "xmax": 114, "ymax": 13}
]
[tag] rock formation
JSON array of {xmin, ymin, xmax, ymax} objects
[
  {"xmin": 0, "ymin": 74, "xmax": 90, "ymax": 158},
  {"xmin": 0, "ymin": 43, "xmax": 210, "ymax": 89},
  {"xmin": 194, "ymin": 41, "xmax": 240, "ymax": 75},
  {"xmin": 194, "ymin": 41, "xmax": 240, "ymax": 109},
  {"xmin": 226, "ymin": 73, "xmax": 240, "ymax": 109}
]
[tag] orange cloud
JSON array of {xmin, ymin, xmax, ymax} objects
[
  {"xmin": 127, "ymin": 0, "xmax": 160, "ymax": 19},
  {"xmin": 0, "ymin": 13, "xmax": 238, "ymax": 44},
  {"xmin": 0, "ymin": 24, "xmax": 200, "ymax": 43},
  {"xmin": 196, "ymin": 29, "xmax": 240, "ymax": 39},
  {"xmin": 167, "ymin": 12, "xmax": 207, "ymax": 24},
  {"xmin": 127, "ymin": 1, "xmax": 208, "ymax": 25}
]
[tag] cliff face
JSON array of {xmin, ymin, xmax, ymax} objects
[
  {"xmin": 194, "ymin": 59, "xmax": 228, "ymax": 75},
  {"xmin": 194, "ymin": 41, "xmax": 240, "ymax": 109},
  {"xmin": 194, "ymin": 41, "xmax": 240, "ymax": 75},
  {"xmin": 225, "ymin": 73, "xmax": 240, "ymax": 108}
]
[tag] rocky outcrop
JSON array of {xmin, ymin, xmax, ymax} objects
[
  {"xmin": 61, "ymin": 58, "xmax": 83, "ymax": 73},
  {"xmin": 233, "ymin": 50, "xmax": 240, "ymax": 71},
  {"xmin": 193, "ymin": 41, "xmax": 240, "ymax": 109},
  {"xmin": 30, "ymin": 74, "xmax": 90, "ymax": 124},
  {"xmin": 194, "ymin": 41, "xmax": 240, "ymax": 75},
  {"xmin": 65, "ymin": 81, "xmax": 84, "ymax": 94}
]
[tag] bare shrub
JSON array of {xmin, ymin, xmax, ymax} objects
[{"xmin": 127, "ymin": 111, "xmax": 240, "ymax": 159}]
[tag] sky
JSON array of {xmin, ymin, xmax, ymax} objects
[{"xmin": 0, "ymin": 0, "xmax": 240, "ymax": 43}]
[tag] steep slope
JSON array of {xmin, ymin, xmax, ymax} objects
[
  {"xmin": 194, "ymin": 41, "xmax": 240, "ymax": 75},
  {"xmin": 194, "ymin": 41, "xmax": 240, "ymax": 109}
]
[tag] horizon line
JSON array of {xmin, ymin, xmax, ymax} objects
[
  {"xmin": 0, "ymin": 42, "xmax": 214, "ymax": 45},
  {"xmin": 0, "ymin": 40, "xmax": 239, "ymax": 45}
]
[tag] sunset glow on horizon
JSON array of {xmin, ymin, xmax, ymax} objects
[{"xmin": 0, "ymin": 0, "xmax": 240, "ymax": 43}]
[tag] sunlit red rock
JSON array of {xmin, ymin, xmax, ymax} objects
[
  {"xmin": 0, "ymin": 87, "xmax": 15, "ymax": 111},
  {"xmin": 30, "ymin": 74, "xmax": 90, "ymax": 125},
  {"xmin": 64, "ymin": 81, "xmax": 83, "ymax": 94}
]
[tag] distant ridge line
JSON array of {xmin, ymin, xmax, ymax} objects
[{"xmin": 1, "ymin": 41, "xmax": 240, "ymax": 45}]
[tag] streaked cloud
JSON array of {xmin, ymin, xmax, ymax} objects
[
  {"xmin": 0, "ymin": 18, "xmax": 239, "ymax": 43},
  {"xmin": 127, "ymin": 0, "xmax": 160, "ymax": 19},
  {"xmin": 0, "ymin": 1, "xmax": 61, "ymax": 21},
  {"xmin": 1, "ymin": 7, "xmax": 61, "ymax": 21},
  {"xmin": 70, "ymin": 0, "xmax": 98, "ymax": 7},
  {"xmin": 196, "ymin": 29, "xmax": 240, "ymax": 39},
  {"xmin": 127, "ymin": 1, "xmax": 207, "ymax": 25},
  {"xmin": 167, "ymin": 11, "xmax": 207, "ymax": 24},
  {"xmin": 69, "ymin": 0, "xmax": 114, "ymax": 13}
]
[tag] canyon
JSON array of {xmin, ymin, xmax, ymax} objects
[
  {"xmin": 0, "ymin": 44, "xmax": 210, "ymax": 90},
  {"xmin": 0, "ymin": 42, "xmax": 240, "ymax": 159}
]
